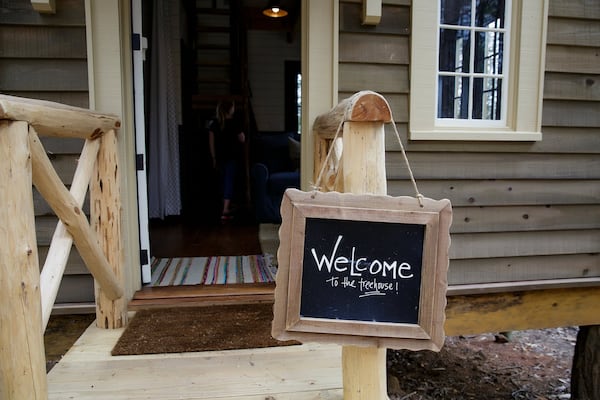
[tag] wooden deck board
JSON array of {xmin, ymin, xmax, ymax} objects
[
  {"xmin": 47, "ymin": 321, "xmax": 343, "ymax": 399},
  {"xmin": 128, "ymin": 283, "xmax": 276, "ymax": 310}
]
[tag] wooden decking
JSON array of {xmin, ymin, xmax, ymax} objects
[
  {"xmin": 128, "ymin": 283, "xmax": 276, "ymax": 310},
  {"xmin": 47, "ymin": 319, "xmax": 344, "ymax": 399}
]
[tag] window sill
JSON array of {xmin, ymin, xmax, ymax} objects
[{"xmin": 409, "ymin": 130, "xmax": 543, "ymax": 142}]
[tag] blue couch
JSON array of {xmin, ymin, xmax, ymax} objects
[{"xmin": 251, "ymin": 132, "xmax": 301, "ymax": 223}]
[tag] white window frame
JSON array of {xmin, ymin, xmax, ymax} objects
[{"xmin": 410, "ymin": 0, "xmax": 548, "ymax": 141}]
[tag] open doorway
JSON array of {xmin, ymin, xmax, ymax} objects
[{"xmin": 136, "ymin": 0, "xmax": 301, "ymax": 291}]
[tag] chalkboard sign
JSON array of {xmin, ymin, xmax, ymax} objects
[
  {"xmin": 301, "ymin": 218, "xmax": 424, "ymax": 324},
  {"xmin": 272, "ymin": 189, "xmax": 452, "ymax": 351}
]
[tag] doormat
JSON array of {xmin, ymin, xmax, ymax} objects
[
  {"xmin": 111, "ymin": 304, "xmax": 299, "ymax": 355},
  {"xmin": 149, "ymin": 254, "xmax": 276, "ymax": 287}
]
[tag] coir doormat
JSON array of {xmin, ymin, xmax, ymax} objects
[{"xmin": 111, "ymin": 303, "xmax": 299, "ymax": 356}]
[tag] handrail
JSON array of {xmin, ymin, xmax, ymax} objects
[
  {"xmin": 0, "ymin": 94, "xmax": 125, "ymax": 400},
  {"xmin": 0, "ymin": 94, "xmax": 120, "ymax": 139}
]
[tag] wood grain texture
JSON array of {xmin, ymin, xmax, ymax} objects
[
  {"xmin": 0, "ymin": 121, "xmax": 48, "ymax": 400},
  {"xmin": 388, "ymin": 179, "xmax": 600, "ymax": 207},
  {"xmin": 545, "ymin": 45, "xmax": 600, "ymax": 74},
  {"xmin": 542, "ymin": 99, "xmax": 600, "ymax": 127},
  {"xmin": 445, "ymin": 287, "xmax": 600, "ymax": 335},
  {"xmin": 29, "ymin": 128, "xmax": 123, "ymax": 301},
  {"xmin": 448, "ymin": 254, "xmax": 600, "ymax": 285},
  {"xmin": 339, "ymin": 33, "xmax": 409, "ymax": 64},
  {"xmin": 386, "ymin": 125, "xmax": 600, "ymax": 153},
  {"xmin": 40, "ymin": 139, "xmax": 100, "ymax": 330},
  {"xmin": 547, "ymin": 17, "xmax": 600, "ymax": 47},
  {"xmin": 340, "ymin": 2, "xmax": 409, "ymax": 35},
  {"xmin": 339, "ymin": 64, "xmax": 409, "ymax": 93},
  {"xmin": 91, "ymin": 130, "xmax": 128, "ymax": 329},
  {"xmin": 0, "ymin": 26, "xmax": 86, "ymax": 58},
  {"xmin": 0, "ymin": 94, "xmax": 120, "ymax": 139},
  {"xmin": 544, "ymin": 72, "xmax": 600, "ymax": 101},
  {"xmin": 386, "ymin": 152, "xmax": 600, "ymax": 180},
  {"xmin": 548, "ymin": 0, "xmax": 600, "ymax": 20},
  {"xmin": 0, "ymin": 0, "xmax": 85, "ymax": 26},
  {"xmin": 0, "ymin": 59, "xmax": 88, "ymax": 91}
]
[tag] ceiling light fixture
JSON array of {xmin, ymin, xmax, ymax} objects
[{"xmin": 262, "ymin": 1, "xmax": 288, "ymax": 18}]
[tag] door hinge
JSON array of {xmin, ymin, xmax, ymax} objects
[
  {"xmin": 140, "ymin": 249, "xmax": 149, "ymax": 265},
  {"xmin": 136, "ymin": 154, "xmax": 144, "ymax": 171},
  {"xmin": 132, "ymin": 33, "xmax": 141, "ymax": 51}
]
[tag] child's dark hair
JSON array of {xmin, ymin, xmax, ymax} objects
[{"xmin": 216, "ymin": 100, "xmax": 235, "ymax": 130}]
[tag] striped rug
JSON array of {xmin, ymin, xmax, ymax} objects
[{"xmin": 148, "ymin": 254, "xmax": 277, "ymax": 287}]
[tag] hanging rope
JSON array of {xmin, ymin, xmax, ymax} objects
[
  {"xmin": 311, "ymin": 119, "xmax": 344, "ymax": 196},
  {"xmin": 312, "ymin": 106, "xmax": 424, "ymax": 207}
]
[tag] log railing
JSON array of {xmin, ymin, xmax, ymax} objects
[{"xmin": 0, "ymin": 94, "xmax": 126, "ymax": 400}]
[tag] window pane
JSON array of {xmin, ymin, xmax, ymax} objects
[
  {"xmin": 438, "ymin": 76, "xmax": 470, "ymax": 119},
  {"xmin": 474, "ymin": 31, "xmax": 504, "ymax": 74},
  {"xmin": 472, "ymin": 77, "xmax": 502, "ymax": 120},
  {"xmin": 439, "ymin": 29, "xmax": 471, "ymax": 72},
  {"xmin": 440, "ymin": 0, "xmax": 471, "ymax": 26},
  {"xmin": 475, "ymin": 0, "xmax": 505, "ymax": 28}
]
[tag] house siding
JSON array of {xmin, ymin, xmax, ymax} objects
[
  {"xmin": 0, "ymin": 0, "xmax": 93, "ymax": 304},
  {"xmin": 339, "ymin": 0, "xmax": 600, "ymax": 289}
]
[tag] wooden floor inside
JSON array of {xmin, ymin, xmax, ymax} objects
[
  {"xmin": 149, "ymin": 214, "xmax": 263, "ymax": 258},
  {"xmin": 47, "ymin": 320, "xmax": 344, "ymax": 399},
  {"xmin": 135, "ymin": 215, "xmax": 273, "ymax": 308}
]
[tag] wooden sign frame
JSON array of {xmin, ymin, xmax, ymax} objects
[{"xmin": 272, "ymin": 189, "xmax": 452, "ymax": 351}]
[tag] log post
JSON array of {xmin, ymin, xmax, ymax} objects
[
  {"xmin": 0, "ymin": 121, "xmax": 48, "ymax": 399},
  {"xmin": 571, "ymin": 325, "xmax": 600, "ymax": 399},
  {"xmin": 91, "ymin": 129, "xmax": 128, "ymax": 329},
  {"xmin": 341, "ymin": 119, "xmax": 389, "ymax": 400},
  {"xmin": 314, "ymin": 91, "xmax": 392, "ymax": 399}
]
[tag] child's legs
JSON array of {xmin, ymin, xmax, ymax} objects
[{"xmin": 221, "ymin": 160, "xmax": 236, "ymax": 214}]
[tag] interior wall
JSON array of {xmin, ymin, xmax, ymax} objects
[{"xmin": 247, "ymin": 29, "xmax": 301, "ymax": 132}]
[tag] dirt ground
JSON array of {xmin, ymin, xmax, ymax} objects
[{"xmin": 387, "ymin": 327, "xmax": 578, "ymax": 400}]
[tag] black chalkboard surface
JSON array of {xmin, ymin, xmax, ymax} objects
[
  {"xmin": 272, "ymin": 189, "xmax": 452, "ymax": 350},
  {"xmin": 301, "ymin": 217, "xmax": 425, "ymax": 324}
]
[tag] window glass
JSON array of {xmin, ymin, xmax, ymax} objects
[
  {"xmin": 475, "ymin": 0, "xmax": 505, "ymax": 28},
  {"xmin": 437, "ymin": 0, "xmax": 507, "ymax": 122},
  {"xmin": 440, "ymin": 0, "xmax": 472, "ymax": 26},
  {"xmin": 439, "ymin": 29, "xmax": 471, "ymax": 73}
]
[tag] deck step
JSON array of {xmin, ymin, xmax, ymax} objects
[{"xmin": 128, "ymin": 282, "xmax": 275, "ymax": 310}]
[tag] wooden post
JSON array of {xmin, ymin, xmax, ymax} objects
[
  {"xmin": 91, "ymin": 129, "xmax": 128, "ymax": 329},
  {"xmin": 0, "ymin": 121, "xmax": 48, "ymax": 399},
  {"xmin": 341, "ymin": 119, "xmax": 389, "ymax": 400},
  {"xmin": 313, "ymin": 91, "xmax": 392, "ymax": 399}
]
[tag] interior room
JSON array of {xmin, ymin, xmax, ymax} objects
[{"xmin": 139, "ymin": 0, "xmax": 301, "ymax": 291}]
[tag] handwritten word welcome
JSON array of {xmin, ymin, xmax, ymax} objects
[{"xmin": 310, "ymin": 235, "xmax": 414, "ymax": 280}]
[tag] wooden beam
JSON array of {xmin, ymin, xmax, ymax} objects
[
  {"xmin": 0, "ymin": 121, "xmax": 48, "ymax": 400},
  {"xmin": 445, "ymin": 286, "xmax": 600, "ymax": 336},
  {"xmin": 0, "ymin": 94, "xmax": 120, "ymax": 140},
  {"xmin": 40, "ymin": 139, "xmax": 101, "ymax": 330},
  {"xmin": 28, "ymin": 128, "xmax": 123, "ymax": 301},
  {"xmin": 91, "ymin": 129, "xmax": 128, "ymax": 329}
]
